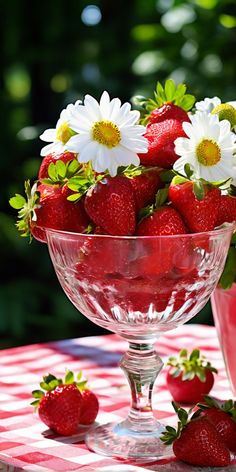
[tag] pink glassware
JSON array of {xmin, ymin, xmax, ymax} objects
[
  {"xmin": 41, "ymin": 225, "xmax": 233, "ymax": 461},
  {"xmin": 211, "ymin": 284, "xmax": 236, "ymax": 397}
]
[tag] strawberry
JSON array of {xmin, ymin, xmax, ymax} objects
[
  {"xmin": 84, "ymin": 176, "xmax": 136, "ymax": 236},
  {"xmin": 136, "ymin": 206, "xmax": 187, "ymax": 236},
  {"xmin": 31, "ymin": 184, "xmax": 89, "ymax": 242},
  {"xmin": 136, "ymin": 205, "xmax": 187, "ymax": 278},
  {"xmin": 139, "ymin": 120, "xmax": 187, "ymax": 168},
  {"xmin": 148, "ymin": 103, "xmax": 190, "ymax": 126},
  {"xmin": 79, "ymin": 389, "xmax": 99, "ymax": 425},
  {"xmin": 32, "ymin": 370, "xmax": 99, "ymax": 435},
  {"xmin": 125, "ymin": 167, "xmax": 164, "ymax": 213},
  {"xmin": 217, "ymin": 194, "xmax": 236, "ymax": 226},
  {"xmin": 169, "ymin": 178, "xmax": 221, "ymax": 232},
  {"xmin": 138, "ymin": 78, "xmax": 195, "ymax": 126},
  {"xmin": 38, "ymin": 152, "xmax": 77, "ymax": 179},
  {"xmin": 31, "ymin": 372, "xmax": 83, "ymax": 436},
  {"xmin": 198, "ymin": 395, "xmax": 236, "ymax": 452},
  {"xmin": 161, "ymin": 403, "xmax": 231, "ymax": 467},
  {"xmin": 166, "ymin": 349, "xmax": 217, "ymax": 404}
]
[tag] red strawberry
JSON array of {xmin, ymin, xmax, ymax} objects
[
  {"xmin": 136, "ymin": 206, "xmax": 187, "ymax": 277},
  {"xmin": 38, "ymin": 152, "xmax": 77, "ymax": 179},
  {"xmin": 31, "ymin": 184, "xmax": 89, "ymax": 242},
  {"xmin": 136, "ymin": 206, "xmax": 187, "ymax": 236},
  {"xmin": 84, "ymin": 176, "xmax": 136, "ymax": 236},
  {"xmin": 126, "ymin": 167, "xmax": 164, "ymax": 213},
  {"xmin": 166, "ymin": 349, "xmax": 217, "ymax": 404},
  {"xmin": 32, "ymin": 372, "xmax": 82, "ymax": 436},
  {"xmin": 161, "ymin": 403, "xmax": 231, "ymax": 467},
  {"xmin": 198, "ymin": 396, "xmax": 236, "ymax": 452},
  {"xmin": 79, "ymin": 389, "xmax": 99, "ymax": 425},
  {"xmin": 139, "ymin": 120, "xmax": 187, "ymax": 168},
  {"xmin": 169, "ymin": 179, "xmax": 221, "ymax": 233},
  {"xmin": 217, "ymin": 194, "xmax": 236, "ymax": 226},
  {"xmin": 148, "ymin": 103, "xmax": 190, "ymax": 126}
]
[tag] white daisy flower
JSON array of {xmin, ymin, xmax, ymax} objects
[
  {"xmin": 66, "ymin": 91, "xmax": 148, "ymax": 176},
  {"xmin": 195, "ymin": 96, "xmax": 221, "ymax": 114},
  {"xmin": 173, "ymin": 112, "xmax": 236, "ymax": 183},
  {"xmin": 40, "ymin": 100, "xmax": 81, "ymax": 156}
]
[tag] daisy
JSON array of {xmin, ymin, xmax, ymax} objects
[
  {"xmin": 174, "ymin": 112, "xmax": 236, "ymax": 183},
  {"xmin": 66, "ymin": 91, "xmax": 148, "ymax": 176},
  {"xmin": 40, "ymin": 100, "xmax": 81, "ymax": 156},
  {"xmin": 195, "ymin": 96, "xmax": 221, "ymax": 114}
]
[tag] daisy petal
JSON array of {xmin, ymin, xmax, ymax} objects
[{"xmin": 40, "ymin": 129, "xmax": 57, "ymax": 142}]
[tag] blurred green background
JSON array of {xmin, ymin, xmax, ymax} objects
[{"xmin": 1, "ymin": 0, "xmax": 236, "ymax": 348}]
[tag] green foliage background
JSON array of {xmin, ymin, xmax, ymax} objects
[{"xmin": 1, "ymin": 0, "xmax": 236, "ymax": 348}]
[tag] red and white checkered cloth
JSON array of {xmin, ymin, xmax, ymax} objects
[{"xmin": 0, "ymin": 325, "xmax": 234, "ymax": 472}]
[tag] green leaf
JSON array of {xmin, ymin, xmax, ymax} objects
[
  {"xmin": 219, "ymin": 246, "xmax": 236, "ymax": 289},
  {"xmin": 67, "ymin": 159, "xmax": 80, "ymax": 177},
  {"xmin": 43, "ymin": 374, "xmax": 57, "ymax": 383},
  {"xmin": 193, "ymin": 180, "xmax": 205, "ymax": 200},
  {"xmin": 174, "ymin": 83, "xmax": 186, "ymax": 100},
  {"xmin": 31, "ymin": 399, "xmax": 40, "ymax": 407},
  {"xmin": 48, "ymin": 379, "xmax": 61, "ymax": 390},
  {"xmin": 155, "ymin": 187, "xmax": 169, "ymax": 207},
  {"xmin": 172, "ymin": 175, "xmax": 189, "ymax": 185},
  {"xmin": 231, "ymin": 233, "xmax": 236, "ymax": 245},
  {"xmin": 164, "ymin": 79, "xmax": 176, "ymax": 101},
  {"xmin": 138, "ymin": 204, "xmax": 154, "ymax": 222},
  {"xmin": 32, "ymin": 390, "xmax": 44, "ymax": 398},
  {"xmin": 179, "ymin": 94, "xmax": 196, "ymax": 111},
  {"xmin": 184, "ymin": 164, "xmax": 194, "ymax": 180},
  {"xmin": 160, "ymin": 169, "xmax": 176, "ymax": 183},
  {"xmin": 40, "ymin": 178, "xmax": 55, "ymax": 185},
  {"xmin": 180, "ymin": 348, "xmax": 188, "ymax": 358},
  {"xmin": 48, "ymin": 163, "xmax": 58, "ymax": 181},
  {"xmin": 77, "ymin": 371, "xmax": 83, "ymax": 381},
  {"xmin": 65, "ymin": 370, "xmax": 74, "ymax": 384},
  {"xmin": 9, "ymin": 194, "xmax": 26, "ymax": 209},
  {"xmin": 40, "ymin": 381, "xmax": 51, "ymax": 391},
  {"xmin": 67, "ymin": 193, "xmax": 82, "ymax": 202},
  {"xmin": 55, "ymin": 160, "xmax": 67, "ymax": 178},
  {"xmin": 189, "ymin": 349, "xmax": 200, "ymax": 361}
]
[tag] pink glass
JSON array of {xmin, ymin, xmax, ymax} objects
[
  {"xmin": 211, "ymin": 284, "xmax": 236, "ymax": 397},
  {"xmin": 42, "ymin": 225, "xmax": 233, "ymax": 461}
]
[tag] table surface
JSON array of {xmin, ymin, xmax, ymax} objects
[{"xmin": 0, "ymin": 324, "xmax": 235, "ymax": 472}]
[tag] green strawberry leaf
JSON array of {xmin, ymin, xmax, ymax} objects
[
  {"xmin": 155, "ymin": 187, "xmax": 169, "ymax": 207},
  {"xmin": 184, "ymin": 163, "xmax": 194, "ymax": 180},
  {"xmin": 65, "ymin": 370, "xmax": 74, "ymax": 384},
  {"xmin": 9, "ymin": 194, "xmax": 26, "ymax": 209},
  {"xmin": 167, "ymin": 348, "xmax": 217, "ymax": 382},
  {"xmin": 67, "ymin": 159, "xmax": 80, "ymax": 177},
  {"xmin": 160, "ymin": 169, "xmax": 176, "ymax": 183},
  {"xmin": 219, "ymin": 246, "xmax": 236, "ymax": 289},
  {"xmin": 9, "ymin": 180, "xmax": 40, "ymax": 239},
  {"xmin": 179, "ymin": 94, "xmax": 196, "ymax": 111},
  {"xmin": 138, "ymin": 79, "xmax": 195, "ymax": 120},
  {"xmin": 164, "ymin": 79, "xmax": 176, "ymax": 101},
  {"xmin": 67, "ymin": 193, "xmax": 82, "ymax": 202},
  {"xmin": 32, "ymin": 390, "xmax": 44, "ymax": 399},
  {"xmin": 193, "ymin": 180, "xmax": 205, "ymax": 201},
  {"xmin": 55, "ymin": 160, "xmax": 67, "ymax": 179}
]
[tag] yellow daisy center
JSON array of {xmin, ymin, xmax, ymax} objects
[
  {"xmin": 56, "ymin": 122, "xmax": 75, "ymax": 144},
  {"xmin": 212, "ymin": 103, "xmax": 236, "ymax": 128},
  {"xmin": 196, "ymin": 139, "xmax": 221, "ymax": 166},
  {"xmin": 92, "ymin": 120, "xmax": 121, "ymax": 148}
]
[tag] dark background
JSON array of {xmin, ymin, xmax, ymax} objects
[{"xmin": 1, "ymin": 0, "xmax": 236, "ymax": 348}]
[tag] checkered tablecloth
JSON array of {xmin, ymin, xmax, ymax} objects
[{"xmin": 0, "ymin": 324, "xmax": 235, "ymax": 472}]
